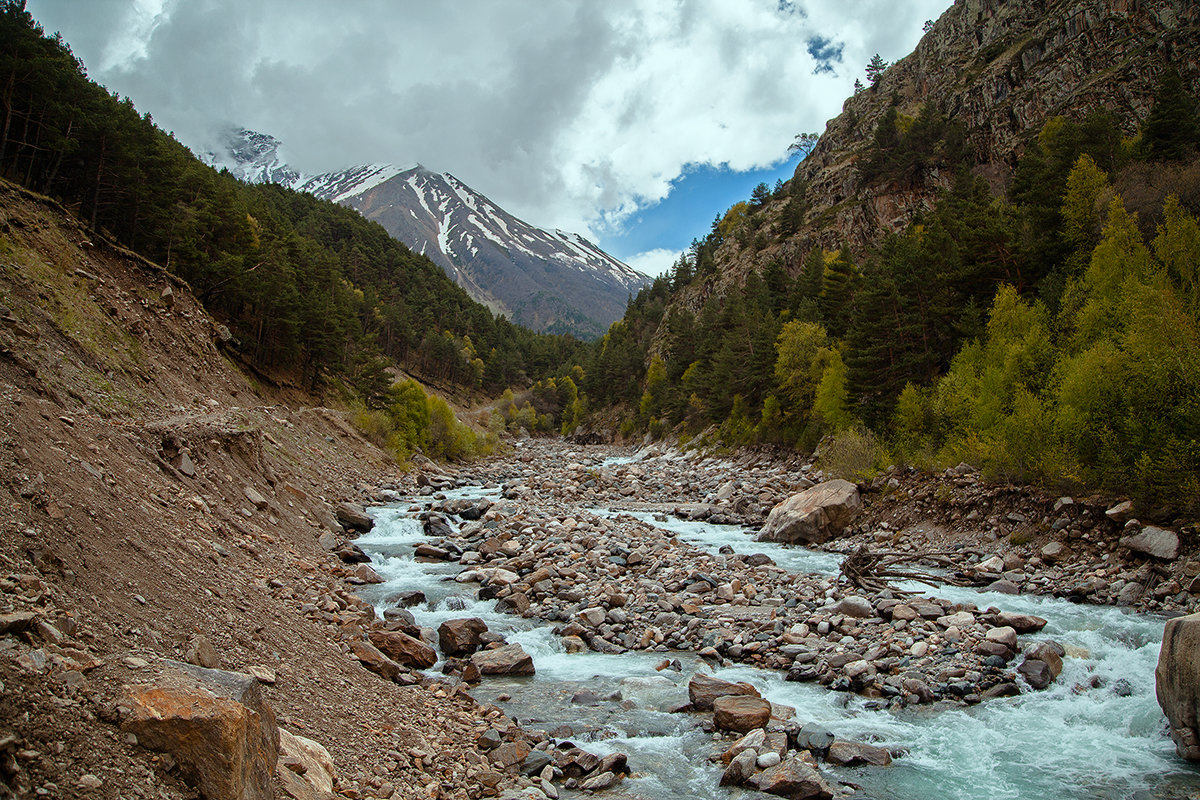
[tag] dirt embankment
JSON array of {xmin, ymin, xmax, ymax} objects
[{"xmin": 0, "ymin": 181, "xmax": 525, "ymax": 800}]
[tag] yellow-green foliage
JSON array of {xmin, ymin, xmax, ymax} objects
[
  {"xmin": 820, "ymin": 426, "xmax": 889, "ymax": 481},
  {"xmin": 351, "ymin": 379, "xmax": 496, "ymax": 464},
  {"xmin": 900, "ymin": 194, "xmax": 1200, "ymax": 507}
]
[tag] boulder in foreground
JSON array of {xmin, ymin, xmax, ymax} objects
[{"xmin": 1158, "ymin": 612, "xmax": 1200, "ymax": 760}]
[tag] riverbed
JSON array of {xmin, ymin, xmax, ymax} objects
[{"xmin": 357, "ymin": 486, "xmax": 1200, "ymax": 800}]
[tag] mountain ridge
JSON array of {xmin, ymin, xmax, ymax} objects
[{"xmin": 203, "ymin": 130, "xmax": 648, "ymax": 338}]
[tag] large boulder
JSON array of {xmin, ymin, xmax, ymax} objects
[
  {"xmin": 368, "ymin": 629, "xmax": 437, "ymax": 669},
  {"xmin": 438, "ymin": 617, "xmax": 489, "ymax": 656},
  {"xmin": 118, "ymin": 661, "xmax": 279, "ymax": 800},
  {"xmin": 1120, "ymin": 526, "xmax": 1180, "ymax": 560},
  {"xmin": 757, "ymin": 480, "xmax": 861, "ymax": 545},
  {"xmin": 472, "ymin": 643, "xmax": 535, "ymax": 676},
  {"xmin": 688, "ymin": 672, "xmax": 761, "ymax": 711},
  {"xmin": 1157, "ymin": 613, "xmax": 1200, "ymax": 760}
]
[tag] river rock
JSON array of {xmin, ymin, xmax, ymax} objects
[
  {"xmin": 721, "ymin": 748, "xmax": 759, "ymax": 786},
  {"xmin": 1157, "ymin": 612, "xmax": 1200, "ymax": 760},
  {"xmin": 757, "ymin": 479, "xmax": 861, "ymax": 545},
  {"xmin": 335, "ymin": 502, "xmax": 373, "ymax": 533},
  {"xmin": 832, "ymin": 596, "xmax": 874, "ymax": 619},
  {"xmin": 994, "ymin": 611, "xmax": 1047, "ymax": 633},
  {"xmin": 369, "ymin": 629, "xmax": 437, "ymax": 669},
  {"xmin": 1018, "ymin": 658, "xmax": 1055, "ymax": 689},
  {"xmin": 984, "ymin": 626, "xmax": 1018, "ymax": 650},
  {"xmin": 1024, "ymin": 641, "xmax": 1064, "ymax": 678},
  {"xmin": 747, "ymin": 756, "xmax": 833, "ymax": 799},
  {"xmin": 688, "ymin": 672, "xmax": 761, "ymax": 711},
  {"xmin": 489, "ymin": 740, "xmax": 531, "ymax": 770},
  {"xmin": 119, "ymin": 661, "xmax": 278, "ymax": 800},
  {"xmin": 439, "ymin": 617, "xmax": 489, "ymax": 656},
  {"xmin": 1120, "ymin": 526, "xmax": 1179, "ymax": 560},
  {"xmin": 826, "ymin": 740, "xmax": 893, "ymax": 767},
  {"xmin": 472, "ymin": 643, "xmax": 535, "ymax": 676},
  {"xmin": 713, "ymin": 695, "xmax": 772, "ymax": 732}
]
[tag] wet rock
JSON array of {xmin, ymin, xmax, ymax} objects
[
  {"xmin": 747, "ymin": 756, "xmax": 833, "ymax": 799},
  {"xmin": 827, "ymin": 740, "xmax": 893, "ymax": 767},
  {"xmin": 438, "ymin": 618, "xmax": 489, "ymax": 656},
  {"xmin": 688, "ymin": 672, "xmax": 761, "ymax": 711},
  {"xmin": 758, "ymin": 480, "xmax": 862, "ymax": 545},
  {"xmin": 721, "ymin": 749, "xmax": 759, "ymax": 786},
  {"xmin": 119, "ymin": 661, "xmax": 278, "ymax": 800},
  {"xmin": 472, "ymin": 643, "xmax": 535, "ymax": 676},
  {"xmin": 369, "ymin": 629, "xmax": 437, "ymax": 669},
  {"xmin": 579, "ymin": 771, "xmax": 622, "ymax": 790},
  {"xmin": 993, "ymin": 612, "xmax": 1047, "ymax": 634},
  {"xmin": 794, "ymin": 723, "xmax": 835, "ymax": 752},
  {"xmin": 713, "ymin": 695, "xmax": 773, "ymax": 732},
  {"xmin": 1017, "ymin": 658, "xmax": 1055, "ymax": 690},
  {"xmin": 335, "ymin": 502, "xmax": 373, "ymax": 533},
  {"xmin": 1120, "ymin": 526, "xmax": 1179, "ymax": 561}
]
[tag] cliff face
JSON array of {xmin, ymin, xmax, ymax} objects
[{"xmin": 697, "ymin": 0, "xmax": 1199, "ymax": 301}]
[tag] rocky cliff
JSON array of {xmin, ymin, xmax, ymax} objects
[{"xmin": 698, "ymin": 0, "xmax": 1199, "ymax": 298}]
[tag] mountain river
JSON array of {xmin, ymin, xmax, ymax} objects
[{"xmin": 356, "ymin": 487, "xmax": 1200, "ymax": 800}]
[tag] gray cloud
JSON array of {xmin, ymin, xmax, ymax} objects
[{"xmin": 27, "ymin": 0, "xmax": 951, "ymax": 239}]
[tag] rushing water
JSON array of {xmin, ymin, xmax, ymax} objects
[{"xmin": 358, "ymin": 492, "xmax": 1200, "ymax": 800}]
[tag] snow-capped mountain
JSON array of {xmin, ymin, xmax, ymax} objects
[
  {"xmin": 199, "ymin": 127, "xmax": 303, "ymax": 187},
  {"xmin": 201, "ymin": 128, "xmax": 648, "ymax": 338}
]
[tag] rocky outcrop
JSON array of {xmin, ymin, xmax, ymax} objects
[
  {"xmin": 118, "ymin": 661, "xmax": 279, "ymax": 800},
  {"xmin": 1157, "ymin": 613, "xmax": 1200, "ymax": 760},
  {"xmin": 758, "ymin": 480, "xmax": 862, "ymax": 545}
]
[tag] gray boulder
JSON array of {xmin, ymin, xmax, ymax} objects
[
  {"xmin": 758, "ymin": 479, "xmax": 861, "ymax": 545},
  {"xmin": 1120, "ymin": 525, "xmax": 1180, "ymax": 560}
]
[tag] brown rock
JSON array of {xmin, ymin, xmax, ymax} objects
[
  {"xmin": 721, "ymin": 749, "xmax": 759, "ymax": 786},
  {"xmin": 826, "ymin": 740, "xmax": 892, "ymax": 767},
  {"xmin": 185, "ymin": 634, "xmax": 221, "ymax": 669},
  {"xmin": 349, "ymin": 639, "xmax": 403, "ymax": 681},
  {"xmin": 335, "ymin": 502, "xmax": 374, "ymax": 533},
  {"xmin": 688, "ymin": 672, "xmax": 761, "ymax": 711},
  {"xmin": 368, "ymin": 630, "xmax": 437, "ymax": 669},
  {"xmin": 488, "ymin": 740, "xmax": 531, "ymax": 770},
  {"xmin": 993, "ymin": 611, "xmax": 1047, "ymax": 633},
  {"xmin": 748, "ymin": 756, "xmax": 833, "ymax": 799},
  {"xmin": 472, "ymin": 643, "xmax": 535, "ymax": 676},
  {"xmin": 713, "ymin": 695, "xmax": 772, "ymax": 733},
  {"xmin": 438, "ymin": 617, "xmax": 489, "ymax": 656},
  {"xmin": 119, "ymin": 661, "xmax": 278, "ymax": 800}
]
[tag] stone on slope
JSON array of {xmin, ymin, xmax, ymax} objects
[
  {"xmin": 1120, "ymin": 526, "xmax": 1180, "ymax": 560},
  {"xmin": 119, "ymin": 661, "xmax": 278, "ymax": 800},
  {"xmin": 335, "ymin": 501, "xmax": 373, "ymax": 533},
  {"xmin": 757, "ymin": 479, "xmax": 861, "ymax": 545},
  {"xmin": 276, "ymin": 728, "xmax": 336, "ymax": 800},
  {"xmin": 368, "ymin": 629, "xmax": 437, "ymax": 669}
]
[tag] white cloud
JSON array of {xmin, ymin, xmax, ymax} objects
[
  {"xmin": 624, "ymin": 248, "xmax": 683, "ymax": 280},
  {"xmin": 27, "ymin": 0, "xmax": 951, "ymax": 241}
]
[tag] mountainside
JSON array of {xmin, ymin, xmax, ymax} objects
[
  {"xmin": 205, "ymin": 130, "xmax": 647, "ymax": 339},
  {"xmin": 705, "ymin": 0, "xmax": 1200, "ymax": 292},
  {"xmin": 578, "ymin": 0, "xmax": 1200, "ymax": 511}
]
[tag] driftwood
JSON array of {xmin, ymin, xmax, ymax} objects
[{"xmin": 840, "ymin": 546, "xmax": 979, "ymax": 594}]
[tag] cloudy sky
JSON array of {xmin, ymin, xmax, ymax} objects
[{"xmin": 28, "ymin": 0, "xmax": 951, "ymax": 276}]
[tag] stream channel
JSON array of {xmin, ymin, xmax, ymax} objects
[{"xmin": 356, "ymin": 484, "xmax": 1200, "ymax": 800}]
